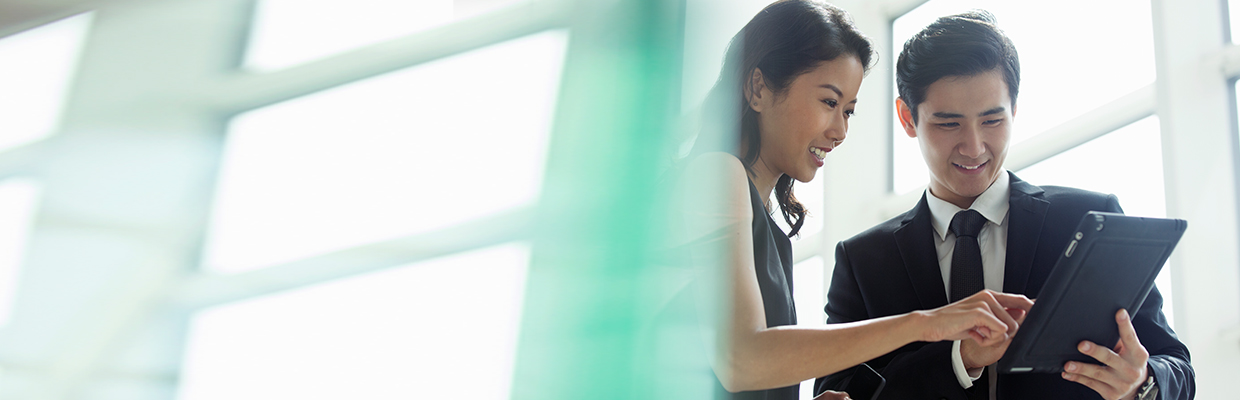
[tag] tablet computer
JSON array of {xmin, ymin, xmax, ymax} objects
[{"xmin": 997, "ymin": 211, "xmax": 1186, "ymax": 374}]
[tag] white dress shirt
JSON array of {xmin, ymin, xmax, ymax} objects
[{"xmin": 924, "ymin": 171, "xmax": 1011, "ymax": 395}]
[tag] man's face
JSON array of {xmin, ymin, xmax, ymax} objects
[{"xmin": 897, "ymin": 69, "xmax": 1013, "ymax": 209}]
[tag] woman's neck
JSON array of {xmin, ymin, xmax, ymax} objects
[{"xmin": 746, "ymin": 158, "xmax": 780, "ymax": 212}]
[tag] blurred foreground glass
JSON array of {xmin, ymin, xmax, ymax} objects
[
  {"xmin": 0, "ymin": 13, "xmax": 92, "ymax": 152},
  {"xmin": 891, "ymin": 0, "xmax": 1155, "ymax": 193},
  {"xmin": 204, "ymin": 30, "xmax": 567, "ymax": 273},
  {"xmin": 177, "ymin": 243, "xmax": 530, "ymax": 400},
  {"xmin": 1016, "ymin": 116, "xmax": 1173, "ymax": 327}
]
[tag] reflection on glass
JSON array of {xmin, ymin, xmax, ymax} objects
[
  {"xmin": 0, "ymin": 13, "xmax": 91, "ymax": 152},
  {"xmin": 1017, "ymin": 116, "xmax": 1173, "ymax": 326},
  {"xmin": 204, "ymin": 31, "xmax": 567, "ymax": 273},
  {"xmin": 891, "ymin": 0, "xmax": 1155, "ymax": 194},
  {"xmin": 0, "ymin": 179, "xmax": 40, "ymax": 328},
  {"xmin": 177, "ymin": 243, "xmax": 530, "ymax": 400},
  {"xmin": 245, "ymin": 0, "xmax": 530, "ymax": 71}
]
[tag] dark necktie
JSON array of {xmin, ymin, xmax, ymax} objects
[{"xmin": 950, "ymin": 209, "xmax": 988, "ymax": 302}]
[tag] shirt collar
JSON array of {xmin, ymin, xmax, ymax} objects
[{"xmin": 926, "ymin": 170, "xmax": 1011, "ymax": 241}]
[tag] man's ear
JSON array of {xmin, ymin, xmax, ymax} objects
[
  {"xmin": 746, "ymin": 68, "xmax": 768, "ymax": 113},
  {"xmin": 896, "ymin": 97, "xmax": 917, "ymax": 138}
]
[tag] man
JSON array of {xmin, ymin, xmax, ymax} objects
[{"xmin": 814, "ymin": 11, "xmax": 1193, "ymax": 400}]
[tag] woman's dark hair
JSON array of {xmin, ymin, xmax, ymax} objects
[
  {"xmin": 896, "ymin": 10, "xmax": 1019, "ymax": 124},
  {"xmin": 694, "ymin": 0, "xmax": 873, "ymax": 237}
]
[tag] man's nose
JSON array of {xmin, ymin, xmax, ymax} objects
[{"xmin": 958, "ymin": 126, "xmax": 986, "ymax": 159}]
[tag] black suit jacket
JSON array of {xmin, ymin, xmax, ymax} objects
[{"xmin": 814, "ymin": 172, "xmax": 1194, "ymax": 399}]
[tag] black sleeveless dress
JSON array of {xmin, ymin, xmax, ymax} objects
[{"xmin": 717, "ymin": 179, "xmax": 799, "ymax": 399}]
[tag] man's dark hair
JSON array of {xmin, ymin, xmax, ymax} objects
[{"xmin": 895, "ymin": 10, "xmax": 1020, "ymax": 124}]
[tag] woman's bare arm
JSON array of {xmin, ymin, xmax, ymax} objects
[{"xmin": 676, "ymin": 153, "xmax": 1031, "ymax": 392}]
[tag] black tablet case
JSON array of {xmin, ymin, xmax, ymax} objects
[{"xmin": 997, "ymin": 212, "xmax": 1186, "ymax": 374}]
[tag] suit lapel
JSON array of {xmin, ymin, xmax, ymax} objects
[
  {"xmin": 893, "ymin": 193, "xmax": 950, "ymax": 309},
  {"xmin": 1003, "ymin": 172, "xmax": 1050, "ymax": 295}
]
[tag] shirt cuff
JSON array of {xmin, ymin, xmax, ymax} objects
[{"xmin": 951, "ymin": 340, "xmax": 984, "ymax": 389}]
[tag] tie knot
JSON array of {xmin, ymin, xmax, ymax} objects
[{"xmin": 949, "ymin": 209, "xmax": 987, "ymax": 238}]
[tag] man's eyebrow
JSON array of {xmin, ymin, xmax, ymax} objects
[
  {"xmin": 979, "ymin": 107, "xmax": 1006, "ymax": 117},
  {"xmin": 930, "ymin": 107, "xmax": 1007, "ymax": 119}
]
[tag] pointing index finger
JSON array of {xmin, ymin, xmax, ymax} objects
[{"xmin": 991, "ymin": 292, "xmax": 1034, "ymax": 312}]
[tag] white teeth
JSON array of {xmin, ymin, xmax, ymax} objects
[
  {"xmin": 956, "ymin": 163, "xmax": 983, "ymax": 170},
  {"xmin": 810, "ymin": 148, "xmax": 827, "ymax": 159}
]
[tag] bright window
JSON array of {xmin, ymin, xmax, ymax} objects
[
  {"xmin": 0, "ymin": 13, "xmax": 91, "ymax": 152},
  {"xmin": 793, "ymin": 256, "xmax": 826, "ymax": 327},
  {"xmin": 204, "ymin": 30, "xmax": 567, "ymax": 273},
  {"xmin": 244, "ymin": 0, "xmax": 530, "ymax": 71},
  {"xmin": 1230, "ymin": 0, "xmax": 1240, "ymax": 42},
  {"xmin": 891, "ymin": 0, "xmax": 1155, "ymax": 193},
  {"xmin": 0, "ymin": 179, "xmax": 40, "ymax": 328},
  {"xmin": 793, "ymin": 255, "xmax": 825, "ymax": 400},
  {"xmin": 1016, "ymin": 116, "xmax": 1173, "ymax": 326},
  {"xmin": 177, "ymin": 243, "xmax": 531, "ymax": 400}
]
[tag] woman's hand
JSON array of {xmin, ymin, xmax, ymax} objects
[
  {"xmin": 813, "ymin": 390, "xmax": 852, "ymax": 400},
  {"xmin": 916, "ymin": 289, "xmax": 1034, "ymax": 346}
]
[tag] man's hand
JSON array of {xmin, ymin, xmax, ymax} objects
[
  {"xmin": 921, "ymin": 290, "xmax": 1034, "ymax": 346},
  {"xmin": 813, "ymin": 390, "xmax": 851, "ymax": 400},
  {"xmin": 1061, "ymin": 309, "xmax": 1149, "ymax": 400},
  {"xmin": 961, "ymin": 303, "xmax": 1028, "ymax": 370}
]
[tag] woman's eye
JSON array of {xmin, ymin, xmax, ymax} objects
[
  {"xmin": 822, "ymin": 99, "xmax": 838, "ymax": 108},
  {"xmin": 844, "ymin": 109, "xmax": 855, "ymax": 118}
]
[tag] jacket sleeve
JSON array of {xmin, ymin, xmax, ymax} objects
[
  {"xmin": 813, "ymin": 241, "xmax": 973, "ymax": 400},
  {"xmin": 1105, "ymin": 194, "xmax": 1195, "ymax": 400}
]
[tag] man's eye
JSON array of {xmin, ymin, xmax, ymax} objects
[
  {"xmin": 936, "ymin": 122, "xmax": 959, "ymax": 128},
  {"xmin": 983, "ymin": 119, "xmax": 1004, "ymax": 125}
]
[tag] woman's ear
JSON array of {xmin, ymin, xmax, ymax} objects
[
  {"xmin": 746, "ymin": 68, "xmax": 768, "ymax": 113},
  {"xmin": 896, "ymin": 97, "xmax": 917, "ymax": 138}
]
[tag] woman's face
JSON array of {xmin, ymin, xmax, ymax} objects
[{"xmin": 750, "ymin": 56, "xmax": 864, "ymax": 183}]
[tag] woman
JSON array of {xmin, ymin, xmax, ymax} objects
[{"xmin": 672, "ymin": 1, "xmax": 1034, "ymax": 398}]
